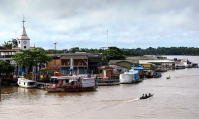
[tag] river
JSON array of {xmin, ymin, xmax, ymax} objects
[{"xmin": 1, "ymin": 56, "xmax": 199, "ymax": 119}]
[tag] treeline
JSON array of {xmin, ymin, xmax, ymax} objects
[
  {"xmin": 45, "ymin": 47, "xmax": 138, "ymax": 56},
  {"xmin": 46, "ymin": 47, "xmax": 199, "ymax": 56},
  {"xmin": 2, "ymin": 40, "xmax": 199, "ymax": 56},
  {"xmin": 132, "ymin": 47, "xmax": 199, "ymax": 55}
]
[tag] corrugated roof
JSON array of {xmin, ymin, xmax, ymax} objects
[
  {"xmin": 139, "ymin": 60, "xmax": 175, "ymax": 64},
  {"xmin": 109, "ymin": 60, "xmax": 137, "ymax": 65},
  {"xmin": 60, "ymin": 55, "xmax": 88, "ymax": 59},
  {"xmin": 131, "ymin": 67, "xmax": 143, "ymax": 70}
]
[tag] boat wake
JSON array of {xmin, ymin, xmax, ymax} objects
[{"xmin": 125, "ymin": 98, "xmax": 140, "ymax": 103}]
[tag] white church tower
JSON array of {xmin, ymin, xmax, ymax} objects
[{"xmin": 17, "ymin": 16, "xmax": 31, "ymax": 50}]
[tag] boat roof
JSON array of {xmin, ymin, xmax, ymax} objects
[
  {"xmin": 51, "ymin": 76, "xmax": 95, "ymax": 80},
  {"xmin": 18, "ymin": 78, "xmax": 36, "ymax": 82}
]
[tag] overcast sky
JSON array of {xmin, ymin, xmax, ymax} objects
[{"xmin": 0, "ymin": 0, "xmax": 199, "ymax": 50}]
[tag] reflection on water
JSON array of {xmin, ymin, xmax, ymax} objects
[{"xmin": 1, "ymin": 68, "xmax": 199, "ymax": 119}]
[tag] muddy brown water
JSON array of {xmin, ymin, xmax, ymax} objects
[{"xmin": 1, "ymin": 67, "xmax": 199, "ymax": 119}]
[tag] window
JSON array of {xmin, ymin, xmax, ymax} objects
[
  {"xmin": 19, "ymin": 41, "xmax": 20, "ymax": 44},
  {"xmin": 24, "ymin": 46, "xmax": 26, "ymax": 49}
]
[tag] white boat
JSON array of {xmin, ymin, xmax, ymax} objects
[
  {"xmin": 175, "ymin": 59, "xmax": 185, "ymax": 69},
  {"xmin": 17, "ymin": 78, "xmax": 37, "ymax": 88},
  {"xmin": 119, "ymin": 70, "xmax": 139, "ymax": 84},
  {"xmin": 183, "ymin": 60, "xmax": 192, "ymax": 68}
]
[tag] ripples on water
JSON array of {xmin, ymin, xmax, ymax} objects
[{"xmin": 1, "ymin": 68, "xmax": 199, "ymax": 119}]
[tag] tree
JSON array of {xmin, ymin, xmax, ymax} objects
[
  {"xmin": 0, "ymin": 61, "xmax": 15, "ymax": 78},
  {"xmin": 2, "ymin": 41, "xmax": 12, "ymax": 49},
  {"xmin": 9, "ymin": 39, "xmax": 18, "ymax": 47},
  {"xmin": 12, "ymin": 47, "xmax": 53, "ymax": 75},
  {"xmin": 107, "ymin": 47, "xmax": 125, "ymax": 60},
  {"xmin": 69, "ymin": 47, "xmax": 80, "ymax": 53}
]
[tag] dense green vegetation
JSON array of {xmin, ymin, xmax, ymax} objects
[
  {"xmin": 107, "ymin": 47, "xmax": 125, "ymax": 60},
  {"xmin": 12, "ymin": 47, "xmax": 53, "ymax": 74},
  {"xmin": 132, "ymin": 47, "xmax": 199, "ymax": 55},
  {"xmin": 2, "ymin": 39, "xmax": 199, "ymax": 56},
  {"xmin": 46, "ymin": 47, "xmax": 199, "ymax": 56},
  {"xmin": 2, "ymin": 39, "xmax": 18, "ymax": 49},
  {"xmin": 0, "ymin": 61, "xmax": 15, "ymax": 78}
]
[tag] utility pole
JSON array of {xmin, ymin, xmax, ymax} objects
[
  {"xmin": 100, "ymin": 47, "xmax": 108, "ymax": 65},
  {"xmin": 54, "ymin": 42, "xmax": 57, "ymax": 54}
]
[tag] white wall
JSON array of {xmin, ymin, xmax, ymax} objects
[{"xmin": 18, "ymin": 40, "xmax": 30, "ymax": 50}]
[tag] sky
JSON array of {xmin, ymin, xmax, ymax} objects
[{"xmin": 0, "ymin": 0, "xmax": 199, "ymax": 50}]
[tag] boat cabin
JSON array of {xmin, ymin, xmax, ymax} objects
[{"xmin": 17, "ymin": 78, "xmax": 37, "ymax": 88}]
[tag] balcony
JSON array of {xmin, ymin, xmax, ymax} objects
[{"xmin": 61, "ymin": 64, "xmax": 87, "ymax": 67}]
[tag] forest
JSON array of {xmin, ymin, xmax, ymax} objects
[
  {"xmin": 45, "ymin": 46, "xmax": 199, "ymax": 56},
  {"xmin": 2, "ymin": 40, "xmax": 199, "ymax": 56}
]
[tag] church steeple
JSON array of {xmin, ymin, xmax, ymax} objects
[
  {"xmin": 18, "ymin": 15, "xmax": 29, "ymax": 39},
  {"xmin": 22, "ymin": 14, "xmax": 25, "ymax": 28},
  {"xmin": 17, "ymin": 15, "xmax": 31, "ymax": 50}
]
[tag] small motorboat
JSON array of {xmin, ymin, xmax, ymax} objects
[{"xmin": 140, "ymin": 94, "xmax": 154, "ymax": 100}]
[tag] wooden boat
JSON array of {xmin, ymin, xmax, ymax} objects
[
  {"xmin": 140, "ymin": 94, "xmax": 154, "ymax": 100},
  {"xmin": 96, "ymin": 76, "xmax": 120, "ymax": 86},
  {"xmin": 45, "ymin": 76, "xmax": 98, "ymax": 92}
]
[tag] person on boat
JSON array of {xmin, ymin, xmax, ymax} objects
[
  {"xmin": 149, "ymin": 93, "xmax": 152, "ymax": 97},
  {"xmin": 142, "ymin": 94, "xmax": 144, "ymax": 97},
  {"xmin": 145, "ymin": 94, "xmax": 148, "ymax": 98}
]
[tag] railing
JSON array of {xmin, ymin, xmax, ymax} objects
[
  {"xmin": 53, "ymin": 64, "xmax": 61, "ymax": 69},
  {"xmin": 61, "ymin": 64, "xmax": 87, "ymax": 67},
  {"xmin": 0, "ymin": 55, "xmax": 13, "ymax": 58}
]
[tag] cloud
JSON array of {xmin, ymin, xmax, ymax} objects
[{"xmin": 0, "ymin": 0, "xmax": 199, "ymax": 50}]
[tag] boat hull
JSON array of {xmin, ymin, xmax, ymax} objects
[
  {"xmin": 97, "ymin": 82, "xmax": 120, "ymax": 86},
  {"xmin": 46, "ymin": 86, "xmax": 98, "ymax": 92},
  {"xmin": 17, "ymin": 78, "xmax": 37, "ymax": 88},
  {"xmin": 97, "ymin": 79, "xmax": 120, "ymax": 86},
  {"xmin": 140, "ymin": 94, "xmax": 154, "ymax": 100},
  {"xmin": 120, "ymin": 74, "xmax": 135, "ymax": 84},
  {"xmin": 18, "ymin": 84, "xmax": 37, "ymax": 88}
]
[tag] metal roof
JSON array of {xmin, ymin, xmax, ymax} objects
[
  {"xmin": 131, "ymin": 67, "xmax": 144, "ymax": 70},
  {"xmin": 60, "ymin": 55, "xmax": 88, "ymax": 59},
  {"xmin": 139, "ymin": 60, "xmax": 175, "ymax": 64}
]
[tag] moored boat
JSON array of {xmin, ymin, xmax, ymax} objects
[
  {"xmin": 96, "ymin": 77, "xmax": 120, "ymax": 86},
  {"xmin": 45, "ymin": 76, "xmax": 98, "ymax": 92},
  {"xmin": 119, "ymin": 69, "xmax": 139, "ymax": 84},
  {"xmin": 17, "ymin": 78, "xmax": 37, "ymax": 88}
]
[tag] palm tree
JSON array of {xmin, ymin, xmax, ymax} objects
[
  {"xmin": 2, "ymin": 41, "xmax": 12, "ymax": 49},
  {"xmin": 8, "ymin": 38, "xmax": 18, "ymax": 47}
]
